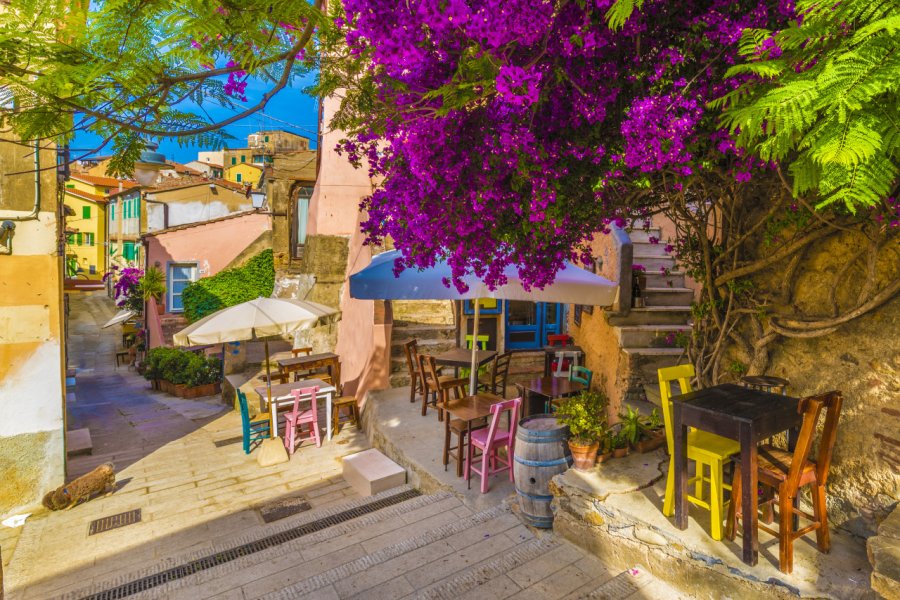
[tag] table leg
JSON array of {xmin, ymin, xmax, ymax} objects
[
  {"xmin": 465, "ymin": 420, "xmax": 472, "ymax": 485},
  {"xmin": 787, "ymin": 425, "xmax": 800, "ymax": 531},
  {"xmin": 325, "ymin": 391, "xmax": 333, "ymax": 441},
  {"xmin": 544, "ymin": 353, "xmax": 550, "ymax": 377},
  {"xmin": 443, "ymin": 411, "xmax": 451, "ymax": 471},
  {"xmin": 673, "ymin": 404, "xmax": 689, "ymax": 529},
  {"xmin": 740, "ymin": 424, "xmax": 759, "ymax": 565}
]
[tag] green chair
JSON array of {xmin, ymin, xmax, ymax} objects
[
  {"xmin": 659, "ymin": 364, "xmax": 740, "ymax": 540},
  {"xmin": 461, "ymin": 335, "xmax": 490, "ymax": 380},
  {"xmin": 237, "ymin": 389, "xmax": 270, "ymax": 454},
  {"xmin": 569, "ymin": 366, "xmax": 593, "ymax": 387}
]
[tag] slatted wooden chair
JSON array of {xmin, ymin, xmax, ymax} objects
[
  {"xmin": 237, "ymin": 389, "xmax": 270, "ymax": 455},
  {"xmin": 726, "ymin": 391, "xmax": 843, "ymax": 574},
  {"xmin": 331, "ymin": 385, "xmax": 360, "ymax": 436},
  {"xmin": 418, "ymin": 354, "xmax": 455, "ymax": 420},
  {"xmin": 478, "ymin": 351, "xmax": 513, "ymax": 396},
  {"xmin": 403, "ymin": 340, "xmax": 421, "ymax": 404},
  {"xmin": 438, "ymin": 376, "xmax": 485, "ymax": 477}
]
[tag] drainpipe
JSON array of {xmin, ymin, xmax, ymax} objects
[{"xmin": 8, "ymin": 139, "xmax": 42, "ymax": 222}]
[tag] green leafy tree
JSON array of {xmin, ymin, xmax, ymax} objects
[
  {"xmin": 714, "ymin": 0, "xmax": 900, "ymax": 211},
  {"xmin": 0, "ymin": 0, "xmax": 322, "ymax": 174}
]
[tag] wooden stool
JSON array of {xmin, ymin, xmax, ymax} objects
[
  {"xmin": 115, "ymin": 351, "xmax": 129, "ymax": 368},
  {"xmin": 332, "ymin": 396, "xmax": 359, "ymax": 436}
]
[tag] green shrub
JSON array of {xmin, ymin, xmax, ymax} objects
[
  {"xmin": 182, "ymin": 250, "xmax": 274, "ymax": 322},
  {"xmin": 555, "ymin": 390, "xmax": 609, "ymax": 445},
  {"xmin": 143, "ymin": 347, "xmax": 222, "ymax": 386}
]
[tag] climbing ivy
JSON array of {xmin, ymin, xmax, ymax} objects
[{"xmin": 182, "ymin": 250, "xmax": 274, "ymax": 322}]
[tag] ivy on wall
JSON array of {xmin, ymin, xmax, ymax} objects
[{"xmin": 182, "ymin": 250, "xmax": 274, "ymax": 322}]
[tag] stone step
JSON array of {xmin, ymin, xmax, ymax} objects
[
  {"xmin": 631, "ymin": 241, "xmax": 670, "ymax": 257},
  {"xmin": 257, "ymin": 504, "xmax": 523, "ymax": 599},
  {"xmin": 390, "ymin": 323, "xmax": 457, "ymax": 343},
  {"xmin": 632, "ymin": 253, "xmax": 676, "ymax": 271},
  {"xmin": 608, "ymin": 306, "xmax": 692, "ymax": 326},
  {"xmin": 644, "ymin": 270, "xmax": 686, "ymax": 288},
  {"xmin": 52, "ymin": 487, "xmax": 457, "ymax": 600},
  {"xmin": 643, "ymin": 287, "xmax": 693, "ymax": 307},
  {"xmin": 617, "ymin": 325, "xmax": 691, "ymax": 348},
  {"xmin": 624, "ymin": 349, "xmax": 690, "ymax": 391},
  {"xmin": 626, "ymin": 228, "xmax": 662, "ymax": 243},
  {"xmin": 342, "ymin": 449, "xmax": 406, "ymax": 497}
]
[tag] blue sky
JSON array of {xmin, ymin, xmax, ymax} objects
[{"xmin": 72, "ymin": 74, "xmax": 320, "ymax": 164}]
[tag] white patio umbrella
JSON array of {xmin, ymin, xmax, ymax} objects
[
  {"xmin": 349, "ymin": 250, "xmax": 618, "ymax": 393},
  {"xmin": 102, "ymin": 309, "xmax": 136, "ymax": 329},
  {"xmin": 173, "ymin": 297, "xmax": 340, "ymax": 417}
]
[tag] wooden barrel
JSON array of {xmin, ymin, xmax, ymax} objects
[{"xmin": 514, "ymin": 414, "xmax": 571, "ymax": 528}]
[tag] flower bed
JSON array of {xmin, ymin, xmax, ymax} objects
[{"xmin": 143, "ymin": 347, "xmax": 222, "ymax": 399}]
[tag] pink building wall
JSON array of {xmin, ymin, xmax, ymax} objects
[{"xmin": 144, "ymin": 211, "xmax": 271, "ymax": 313}]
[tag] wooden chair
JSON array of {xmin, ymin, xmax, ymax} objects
[
  {"xmin": 466, "ymin": 397, "xmax": 521, "ymax": 493},
  {"xmin": 237, "ymin": 389, "xmax": 270, "ymax": 455},
  {"xmin": 439, "ymin": 377, "xmax": 485, "ymax": 477},
  {"xmin": 332, "ymin": 389, "xmax": 360, "ymax": 436},
  {"xmin": 478, "ymin": 351, "xmax": 513, "ymax": 396},
  {"xmin": 659, "ymin": 364, "xmax": 740, "ymax": 541},
  {"xmin": 726, "ymin": 391, "xmax": 842, "ymax": 574},
  {"xmin": 289, "ymin": 346, "xmax": 315, "ymax": 381},
  {"xmin": 569, "ymin": 365, "xmax": 592, "ymax": 388},
  {"xmin": 419, "ymin": 354, "xmax": 455, "ymax": 420},
  {"xmin": 461, "ymin": 335, "xmax": 490, "ymax": 380},
  {"xmin": 283, "ymin": 386, "xmax": 321, "ymax": 455},
  {"xmin": 403, "ymin": 340, "xmax": 421, "ymax": 404},
  {"xmin": 547, "ymin": 334, "xmax": 577, "ymax": 377}
]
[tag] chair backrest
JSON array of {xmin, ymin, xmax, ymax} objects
[
  {"xmin": 658, "ymin": 364, "xmax": 695, "ymax": 456},
  {"xmin": 814, "ymin": 390, "xmax": 843, "ymax": 485},
  {"xmin": 485, "ymin": 397, "xmax": 521, "ymax": 450},
  {"xmin": 288, "ymin": 386, "xmax": 320, "ymax": 421},
  {"xmin": 492, "ymin": 351, "xmax": 512, "ymax": 386},
  {"xmin": 237, "ymin": 389, "xmax": 251, "ymax": 427},
  {"xmin": 465, "ymin": 334, "xmax": 489, "ymax": 350},
  {"xmin": 292, "ymin": 346, "xmax": 313, "ymax": 357},
  {"xmin": 784, "ymin": 395, "xmax": 826, "ymax": 498},
  {"xmin": 569, "ymin": 365, "xmax": 593, "ymax": 387},
  {"xmin": 547, "ymin": 334, "xmax": 572, "ymax": 347},
  {"xmin": 403, "ymin": 339, "xmax": 419, "ymax": 377}
]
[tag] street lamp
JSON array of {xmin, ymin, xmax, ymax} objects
[{"xmin": 133, "ymin": 142, "xmax": 168, "ymax": 186}]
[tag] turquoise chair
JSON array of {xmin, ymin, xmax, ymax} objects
[
  {"xmin": 569, "ymin": 366, "xmax": 593, "ymax": 387},
  {"xmin": 237, "ymin": 389, "xmax": 270, "ymax": 454},
  {"xmin": 461, "ymin": 335, "xmax": 490, "ymax": 380}
]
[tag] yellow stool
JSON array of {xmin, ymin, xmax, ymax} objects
[{"xmin": 659, "ymin": 364, "xmax": 740, "ymax": 540}]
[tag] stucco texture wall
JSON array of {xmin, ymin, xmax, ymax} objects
[
  {"xmin": 145, "ymin": 184, "xmax": 255, "ymax": 231},
  {"xmin": 0, "ymin": 138, "xmax": 66, "ymax": 517}
]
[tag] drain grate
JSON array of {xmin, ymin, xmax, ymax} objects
[
  {"xmin": 257, "ymin": 494, "xmax": 312, "ymax": 523},
  {"xmin": 213, "ymin": 436, "xmax": 244, "ymax": 448},
  {"xmin": 88, "ymin": 509, "xmax": 142, "ymax": 536},
  {"xmin": 80, "ymin": 488, "xmax": 420, "ymax": 600}
]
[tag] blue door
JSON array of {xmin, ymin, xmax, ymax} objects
[
  {"xmin": 504, "ymin": 301, "xmax": 562, "ymax": 349},
  {"xmin": 167, "ymin": 263, "xmax": 197, "ymax": 313}
]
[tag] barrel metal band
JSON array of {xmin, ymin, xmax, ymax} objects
[
  {"xmin": 516, "ymin": 490, "xmax": 554, "ymax": 501},
  {"xmin": 513, "ymin": 456, "xmax": 570, "ymax": 467}
]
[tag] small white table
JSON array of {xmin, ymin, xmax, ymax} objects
[{"xmin": 254, "ymin": 378, "xmax": 338, "ymax": 440}]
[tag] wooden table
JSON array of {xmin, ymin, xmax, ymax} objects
[
  {"xmin": 671, "ymin": 383, "xmax": 801, "ymax": 566},
  {"xmin": 434, "ymin": 348, "xmax": 496, "ymax": 370},
  {"xmin": 543, "ymin": 345, "xmax": 584, "ymax": 376},
  {"xmin": 521, "ymin": 376, "xmax": 585, "ymax": 416},
  {"xmin": 254, "ymin": 378, "xmax": 338, "ymax": 440},
  {"xmin": 277, "ymin": 353, "xmax": 340, "ymax": 386},
  {"xmin": 436, "ymin": 393, "xmax": 501, "ymax": 477}
]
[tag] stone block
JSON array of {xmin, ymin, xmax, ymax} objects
[
  {"xmin": 66, "ymin": 428, "xmax": 92, "ymax": 456},
  {"xmin": 870, "ymin": 505, "xmax": 900, "ymax": 600},
  {"xmin": 342, "ymin": 449, "xmax": 405, "ymax": 497}
]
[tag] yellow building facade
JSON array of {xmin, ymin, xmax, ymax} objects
[{"xmin": 224, "ymin": 162, "xmax": 263, "ymax": 187}]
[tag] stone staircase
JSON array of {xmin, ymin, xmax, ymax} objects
[
  {"xmin": 48, "ymin": 486, "xmax": 685, "ymax": 600},
  {"xmin": 607, "ymin": 227, "xmax": 694, "ymax": 407}
]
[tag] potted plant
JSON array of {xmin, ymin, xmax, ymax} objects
[
  {"xmin": 618, "ymin": 405, "xmax": 644, "ymax": 450},
  {"xmin": 635, "ymin": 407, "xmax": 667, "ymax": 453},
  {"xmin": 138, "ymin": 267, "xmax": 167, "ymax": 314},
  {"xmin": 611, "ymin": 429, "xmax": 630, "ymax": 458},
  {"xmin": 555, "ymin": 390, "xmax": 608, "ymax": 471},
  {"xmin": 596, "ymin": 428, "xmax": 614, "ymax": 463}
]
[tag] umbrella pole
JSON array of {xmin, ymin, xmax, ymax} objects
[
  {"xmin": 265, "ymin": 339, "xmax": 275, "ymax": 438},
  {"xmin": 469, "ymin": 300, "xmax": 481, "ymax": 395}
]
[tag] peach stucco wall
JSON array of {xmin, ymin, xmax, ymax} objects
[{"xmin": 146, "ymin": 212, "xmax": 270, "ymax": 278}]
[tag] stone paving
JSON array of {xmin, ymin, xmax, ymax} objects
[{"xmin": 1, "ymin": 291, "xmax": 685, "ymax": 600}]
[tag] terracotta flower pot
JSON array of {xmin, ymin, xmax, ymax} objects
[
  {"xmin": 612, "ymin": 446, "xmax": 630, "ymax": 458},
  {"xmin": 635, "ymin": 430, "xmax": 666, "ymax": 453},
  {"xmin": 597, "ymin": 451, "xmax": 614, "ymax": 464},
  {"xmin": 568, "ymin": 440, "xmax": 600, "ymax": 471}
]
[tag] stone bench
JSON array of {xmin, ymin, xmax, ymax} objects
[{"xmin": 342, "ymin": 449, "xmax": 406, "ymax": 497}]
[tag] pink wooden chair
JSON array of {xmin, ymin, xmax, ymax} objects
[
  {"xmin": 283, "ymin": 386, "xmax": 321, "ymax": 455},
  {"xmin": 465, "ymin": 397, "xmax": 521, "ymax": 493}
]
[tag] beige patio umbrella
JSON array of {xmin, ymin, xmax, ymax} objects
[{"xmin": 173, "ymin": 296, "xmax": 340, "ymax": 427}]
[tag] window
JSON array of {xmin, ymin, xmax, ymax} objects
[
  {"xmin": 167, "ymin": 263, "xmax": 197, "ymax": 313},
  {"xmin": 240, "ymin": 155, "xmax": 246, "ymax": 163},
  {"xmin": 264, "ymin": 135, "xmax": 269, "ymax": 142},
  {"xmin": 110, "ymin": 204, "xmax": 115, "ymax": 221},
  {"xmin": 231, "ymin": 156, "xmax": 237, "ymax": 165},
  {"xmin": 236, "ymin": 173, "xmax": 242, "ymax": 183},
  {"xmin": 82, "ymin": 206, "xmax": 91, "ymax": 219},
  {"xmin": 83, "ymin": 232, "xmax": 94, "ymax": 246},
  {"xmin": 292, "ymin": 186, "xmax": 314, "ymax": 258},
  {"xmin": 123, "ymin": 241, "xmax": 135, "ymax": 261},
  {"xmin": 89, "ymin": 265, "xmax": 96, "ymax": 275},
  {"xmin": 75, "ymin": 232, "xmax": 83, "ymax": 246}
]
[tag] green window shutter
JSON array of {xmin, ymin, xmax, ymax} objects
[
  {"xmin": 123, "ymin": 241, "xmax": 135, "ymax": 260},
  {"xmin": 66, "ymin": 233, "xmax": 74, "ymax": 244},
  {"xmin": 110, "ymin": 205, "xmax": 115, "ymax": 220},
  {"xmin": 231, "ymin": 157, "xmax": 236, "ymax": 165},
  {"xmin": 82, "ymin": 206, "xmax": 90, "ymax": 219},
  {"xmin": 85, "ymin": 233, "xmax": 94, "ymax": 246},
  {"xmin": 76, "ymin": 233, "xmax": 82, "ymax": 245},
  {"xmin": 110, "ymin": 244, "xmax": 116, "ymax": 255},
  {"xmin": 241, "ymin": 155, "xmax": 246, "ymax": 163},
  {"xmin": 236, "ymin": 173, "xmax": 242, "ymax": 182},
  {"xmin": 134, "ymin": 197, "xmax": 140, "ymax": 218},
  {"xmin": 264, "ymin": 135, "xmax": 269, "ymax": 142}
]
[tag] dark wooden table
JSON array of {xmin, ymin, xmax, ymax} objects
[
  {"xmin": 521, "ymin": 376, "xmax": 585, "ymax": 416},
  {"xmin": 434, "ymin": 348, "xmax": 496, "ymax": 369},
  {"xmin": 542, "ymin": 345, "xmax": 584, "ymax": 376},
  {"xmin": 436, "ymin": 393, "xmax": 501, "ymax": 477},
  {"xmin": 277, "ymin": 352, "xmax": 340, "ymax": 387},
  {"xmin": 671, "ymin": 383, "xmax": 801, "ymax": 566},
  {"xmin": 254, "ymin": 378, "xmax": 338, "ymax": 440}
]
